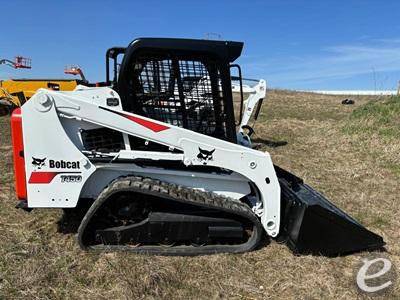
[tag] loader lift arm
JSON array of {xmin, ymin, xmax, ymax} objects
[{"xmin": 231, "ymin": 76, "xmax": 266, "ymax": 146}]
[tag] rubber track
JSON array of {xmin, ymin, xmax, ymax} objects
[{"xmin": 77, "ymin": 176, "xmax": 263, "ymax": 255}]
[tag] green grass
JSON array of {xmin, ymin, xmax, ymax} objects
[
  {"xmin": 386, "ymin": 163, "xmax": 400, "ymax": 176},
  {"xmin": 342, "ymin": 96, "xmax": 400, "ymax": 178},
  {"xmin": 344, "ymin": 96, "xmax": 400, "ymax": 138}
]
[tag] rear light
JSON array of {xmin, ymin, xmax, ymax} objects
[{"xmin": 11, "ymin": 108, "xmax": 27, "ymax": 200}]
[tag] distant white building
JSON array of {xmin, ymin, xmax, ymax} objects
[{"xmin": 301, "ymin": 90, "xmax": 397, "ymax": 96}]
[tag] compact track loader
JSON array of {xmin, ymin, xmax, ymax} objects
[{"xmin": 11, "ymin": 38, "xmax": 384, "ymax": 256}]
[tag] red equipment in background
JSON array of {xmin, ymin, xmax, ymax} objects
[{"xmin": 0, "ymin": 56, "xmax": 32, "ymax": 69}]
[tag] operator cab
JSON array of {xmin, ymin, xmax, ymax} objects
[{"xmin": 106, "ymin": 38, "xmax": 246, "ymax": 143}]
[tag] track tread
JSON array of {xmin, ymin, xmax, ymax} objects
[{"xmin": 77, "ymin": 176, "xmax": 263, "ymax": 256}]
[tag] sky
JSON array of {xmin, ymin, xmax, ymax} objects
[{"xmin": 1, "ymin": 0, "xmax": 400, "ymax": 90}]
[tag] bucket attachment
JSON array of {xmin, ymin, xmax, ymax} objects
[{"xmin": 275, "ymin": 165, "xmax": 385, "ymax": 256}]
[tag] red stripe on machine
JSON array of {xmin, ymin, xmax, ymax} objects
[
  {"xmin": 122, "ymin": 114, "xmax": 170, "ymax": 132},
  {"xmin": 100, "ymin": 106, "xmax": 170, "ymax": 133},
  {"xmin": 28, "ymin": 172, "xmax": 60, "ymax": 184}
]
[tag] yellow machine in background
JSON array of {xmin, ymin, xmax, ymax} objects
[
  {"xmin": 0, "ymin": 79, "xmax": 82, "ymax": 115},
  {"xmin": 0, "ymin": 56, "xmax": 88, "ymax": 115}
]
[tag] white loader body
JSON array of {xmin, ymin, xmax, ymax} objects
[{"xmin": 21, "ymin": 86, "xmax": 281, "ymax": 237}]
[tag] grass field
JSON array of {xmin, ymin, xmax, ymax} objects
[{"xmin": 0, "ymin": 90, "xmax": 399, "ymax": 299}]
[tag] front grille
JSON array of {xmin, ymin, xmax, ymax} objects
[{"xmin": 81, "ymin": 128, "xmax": 124, "ymax": 152}]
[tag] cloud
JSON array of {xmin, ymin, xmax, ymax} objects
[{"xmin": 243, "ymin": 38, "xmax": 400, "ymax": 88}]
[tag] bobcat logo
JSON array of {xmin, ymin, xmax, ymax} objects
[
  {"xmin": 197, "ymin": 147, "xmax": 215, "ymax": 165},
  {"xmin": 32, "ymin": 157, "xmax": 46, "ymax": 169}
]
